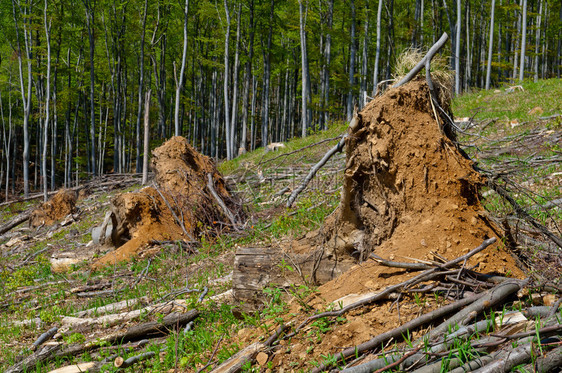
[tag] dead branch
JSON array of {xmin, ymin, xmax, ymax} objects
[
  {"xmin": 522, "ymin": 345, "xmax": 562, "ymax": 373},
  {"xmin": 196, "ymin": 336, "xmax": 224, "ymax": 373},
  {"xmin": 369, "ymin": 253, "xmax": 433, "ymax": 270},
  {"xmin": 286, "ymin": 109, "xmax": 358, "ymax": 208},
  {"xmin": 31, "ymin": 327, "xmax": 58, "ymax": 351},
  {"xmin": 114, "ymin": 351, "xmax": 156, "ymax": 370},
  {"xmin": 392, "ymin": 33, "xmax": 449, "ymax": 88},
  {"xmin": 294, "ymin": 238, "xmax": 497, "ymax": 338},
  {"xmin": 210, "ymin": 324, "xmax": 286, "ymax": 373},
  {"xmin": 207, "ymin": 173, "xmax": 240, "ymax": 231},
  {"xmin": 310, "ymin": 293, "xmax": 484, "ymax": 373},
  {"xmin": 487, "ymin": 178, "xmax": 562, "ymax": 248},
  {"xmin": 258, "ymin": 135, "xmax": 342, "ymax": 166},
  {"xmin": 423, "ymin": 280, "xmax": 525, "ymax": 342},
  {"xmin": 473, "ymin": 342, "xmax": 534, "ymax": 373}
]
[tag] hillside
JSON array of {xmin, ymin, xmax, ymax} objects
[{"xmin": 0, "ymin": 79, "xmax": 561, "ymax": 373}]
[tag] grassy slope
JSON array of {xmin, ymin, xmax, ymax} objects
[{"xmin": 0, "ymin": 80, "xmax": 560, "ymax": 372}]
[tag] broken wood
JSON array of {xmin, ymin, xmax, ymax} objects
[
  {"xmin": 309, "ymin": 292, "xmax": 485, "ymax": 373},
  {"xmin": 286, "ymin": 108, "xmax": 358, "ymax": 208},
  {"xmin": 0, "ymin": 211, "xmax": 31, "ymax": 236},
  {"xmin": 207, "ymin": 173, "xmax": 240, "ymax": 230},
  {"xmin": 232, "ymin": 246, "xmax": 354, "ymax": 306},
  {"xmin": 31, "ymin": 327, "xmax": 58, "ymax": 351},
  {"xmin": 114, "ymin": 351, "xmax": 155, "ymax": 370}
]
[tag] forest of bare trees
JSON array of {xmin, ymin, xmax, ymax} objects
[{"xmin": 0, "ymin": 0, "xmax": 560, "ymax": 199}]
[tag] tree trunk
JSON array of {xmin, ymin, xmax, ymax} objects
[
  {"xmin": 175, "ymin": 0, "xmax": 189, "ymax": 137},
  {"xmin": 373, "ymin": 0, "xmax": 383, "ymax": 94},
  {"xmin": 261, "ymin": 0, "xmax": 274, "ymax": 148},
  {"xmin": 533, "ymin": 0, "xmax": 542, "ymax": 82},
  {"xmin": 42, "ymin": 0, "xmax": 52, "ymax": 202},
  {"xmin": 83, "ymin": 0, "xmax": 96, "ymax": 177},
  {"xmin": 299, "ymin": 0, "xmax": 308, "ymax": 138},
  {"xmin": 223, "ymin": 0, "xmax": 231, "ymax": 158},
  {"xmin": 142, "ymin": 90, "xmax": 151, "ymax": 185},
  {"xmin": 322, "ymin": 0, "xmax": 334, "ymax": 128},
  {"xmin": 485, "ymin": 0, "xmax": 496, "ymax": 90},
  {"xmin": 347, "ymin": 0, "xmax": 356, "ymax": 121},
  {"xmin": 455, "ymin": 0, "xmax": 461, "ymax": 94},
  {"xmin": 229, "ymin": 3, "xmax": 241, "ymax": 158},
  {"xmin": 135, "ymin": 0, "xmax": 148, "ymax": 172},
  {"xmin": 12, "ymin": 0, "xmax": 33, "ymax": 197},
  {"xmin": 519, "ymin": 0, "xmax": 527, "ymax": 81},
  {"xmin": 360, "ymin": 1, "xmax": 369, "ymax": 109}
]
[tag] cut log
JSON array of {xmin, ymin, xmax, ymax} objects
[
  {"xmin": 232, "ymin": 247, "xmax": 354, "ymax": 306},
  {"xmin": 47, "ymin": 362, "xmax": 97, "ymax": 373}
]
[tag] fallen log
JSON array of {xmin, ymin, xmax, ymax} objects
[
  {"xmin": 0, "ymin": 211, "xmax": 31, "ymax": 236},
  {"xmin": 310, "ymin": 292, "xmax": 484, "ymax": 373},
  {"xmin": 5, "ymin": 344, "xmax": 61, "ymax": 373}
]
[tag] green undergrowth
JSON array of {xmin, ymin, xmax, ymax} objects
[
  {"xmin": 453, "ymin": 78, "xmax": 562, "ymax": 123},
  {"xmin": 218, "ymin": 120, "xmax": 348, "ymax": 175}
]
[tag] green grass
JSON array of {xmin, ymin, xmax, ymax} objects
[
  {"xmin": 218, "ymin": 120, "xmax": 348, "ymax": 175},
  {"xmin": 453, "ymin": 78, "xmax": 562, "ymax": 123}
]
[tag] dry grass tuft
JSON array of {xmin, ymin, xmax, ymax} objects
[{"xmin": 393, "ymin": 48, "xmax": 454, "ymax": 108}]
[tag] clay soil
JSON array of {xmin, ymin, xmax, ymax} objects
[
  {"xmin": 29, "ymin": 189, "xmax": 77, "ymax": 227},
  {"xmin": 244, "ymin": 80, "xmax": 525, "ymax": 371},
  {"xmin": 94, "ymin": 136, "xmax": 237, "ymax": 268}
]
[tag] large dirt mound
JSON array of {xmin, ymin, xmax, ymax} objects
[
  {"xmin": 292, "ymin": 80, "xmax": 522, "ymax": 293},
  {"xmin": 93, "ymin": 137, "xmax": 239, "ymax": 268},
  {"xmin": 29, "ymin": 189, "xmax": 77, "ymax": 227}
]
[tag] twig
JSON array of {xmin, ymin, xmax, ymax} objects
[
  {"xmin": 369, "ymin": 254, "xmax": 433, "ymax": 270},
  {"xmin": 258, "ymin": 136, "xmax": 342, "ymax": 166},
  {"xmin": 196, "ymin": 336, "xmax": 224, "ymax": 373}
]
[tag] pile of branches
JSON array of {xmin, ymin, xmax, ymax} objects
[{"xmin": 213, "ymin": 238, "xmax": 562, "ymax": 373}]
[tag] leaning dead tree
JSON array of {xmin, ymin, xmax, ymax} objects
[{"xmin": 287, "ymin": 33, "xmax": 449, "ymax": 208}]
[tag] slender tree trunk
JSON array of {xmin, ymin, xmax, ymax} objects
[
  {"xmin": 360, "ymin": 1, "xmax": 369, "ymax": 109},
  {"xmin": 299, "ymin": 0, "xmax": 308, "ymax": 138},
  {"xmin": 223, "ymin": 0, "xmax": 231, "ymax": 158},
  {"xmin": 347, "ymin": 0, "xmax": 356, "ymax": 121},
  {"xmin": 373, "ymin": 0, "xmax": 383, "ymax": 94},
  {"xmin": 519, "ymin": 0, "xmax": 527, "ymax": 81},
  {"xmin": 455, "ymin": 0, "xmax": 461, "ymax": 94},
  {"xmin": 12, "ymin": 0, "xmax": 33, "ymax": 197},
  {"xmin": 322, "ymin": 0, "xmax": 334, "ymax": 128},
  {"xmin": 533, "ymin": 0, "xmax": 542, "ymax": 82},
  {"xmin": 83, "ymin": 0, "xmax": 97, "ymax": 176},
  {"xmin": 175, "ymin": 0, "xmax": 189, "ymax": 137},
  {"xmin": 250, "ymin": 75, "xmax": 257, "ymax": 151},
  {"xmin": 261, "ymin": 0, "xmax": 274, "ymax": 148},
  {"xmin": 240, "ymin": 0, "xmax": 254, "ymax": 155},
  {"xmin": 42, "ymin": 0, "xmax": 51, "ymax": 201},
  {"xmin": 229, "ymin": 3, "xmax": 241, "ymax": 158},
  {"xmin": 485, "ymin": 0, "xmax": 496, "ymax": 90},
  {"xmin": 142, "ymin": 90, "xmax": 151, "ymax": 185},
  {"xmin": 135, "ymin": 0, "xmax": 148, "ymax": 172}
]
